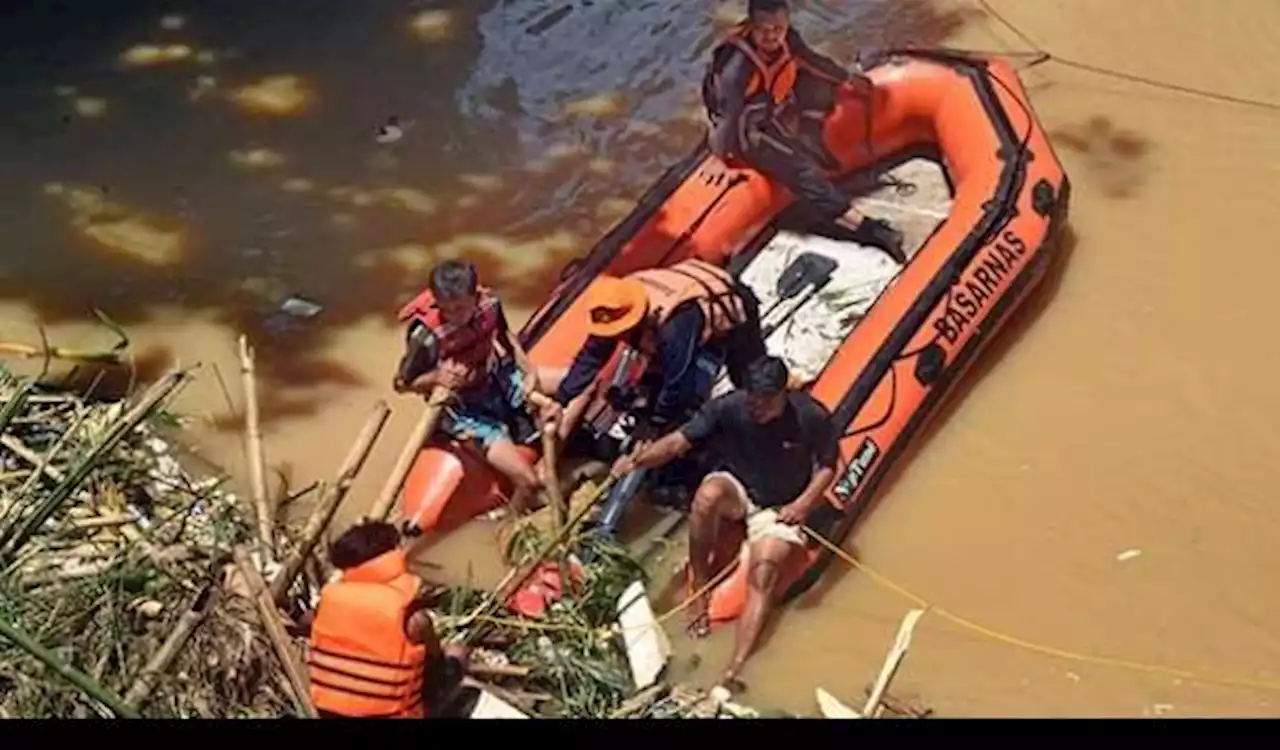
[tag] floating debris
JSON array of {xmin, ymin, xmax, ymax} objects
[{"xmin": 375, "ymin": 116, "xmax": 404, "ymax": 144}]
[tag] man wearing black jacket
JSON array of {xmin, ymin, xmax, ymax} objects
[{"xmin": 702, "ymin": 0, "xmax": 905, "ymax": 261}]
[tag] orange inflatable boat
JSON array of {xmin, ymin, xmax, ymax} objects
[{"xmin": 398, "ymin": 49, "xmax": 1070, "ymax": 623}]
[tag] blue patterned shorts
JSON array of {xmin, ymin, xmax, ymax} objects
[{"xmin": 439, "ymin": 360, "xmax": 532, "ymax": 450}]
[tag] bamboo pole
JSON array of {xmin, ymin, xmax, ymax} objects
[
  {"xmin": 232, "ymin": 546, "xmax": 317, "ymax": 718},
  {"xmin": 526, "ymin": 392, "xmax": 570, "ymax": 589},
  {"xmin": 269, "ymin": 401, "xmax": 392, "ymax": 605},
  {"xmin": 123, "ymin": 583, "xmax": 216, "ymax": 709},
  {"xmin": 0, "ymin": 618, "xmax": 139, "ymax": 718},
  {"xmin": 368, "ymin": 387, "xmax": 454, "ymax": 522},
  {"xmin": 238, "ymin": 335, "xmax": 272, "ymax": 548}
]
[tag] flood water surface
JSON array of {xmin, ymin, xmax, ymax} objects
[{"xmin": 2, "ymin": 0, "xmax": 1279, "ymax": 717}]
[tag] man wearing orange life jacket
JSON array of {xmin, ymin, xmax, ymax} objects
[
  {"xmin": 393, "ymin": 259, "xmax": 554, "ymax": 515},
  {"xmin": 702, "ymin": 0, "xmax": 906, "ymax": 262},
  {"xmin": 540, "ymin": 258, "xmax": 766, "ymax": 446},
  {"xmin": 300, "ymin": 520, "xmax": 471, "ymax": 718}
]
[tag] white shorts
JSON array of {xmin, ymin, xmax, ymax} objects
[{"xmin": 703, "ymin": 471, "xmax": 807, "ymax": 548}]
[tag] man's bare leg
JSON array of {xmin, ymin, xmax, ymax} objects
[
  {"xmin": 720, "ymin": 536, "xmax": 795, "ymax": 692},
  {"xmin": 486, "ymin": 437, "xmax": 542, "ymax": 515},
  {"xmin": 686, "ymin": 476, "xmax": 745, "ymax": 638}
]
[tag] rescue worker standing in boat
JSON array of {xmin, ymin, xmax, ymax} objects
[
  {"xmin": 702, "ymin": 0, "xmax": 906, "ymax": 262},
  {"xmin": 540, "ymin": 257, "xmax": 766, "ymax": 448},
  {"xmin": 299, "ymin": 520, "xmax": 472, "ymax": 718},
  {"xmin": 393, "ymin": 259, "xmax": 553, "ymax": 515}
]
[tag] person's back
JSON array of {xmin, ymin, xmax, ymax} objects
[{"xmin": 306, "ymin": 521, "xmax": 444, "ymax": 718}]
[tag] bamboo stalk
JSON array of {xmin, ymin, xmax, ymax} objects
[
  {"xmin": 368, "ymin": 387, "xmax": 454, "ymax": 522},
  {"xmin": 0, "ymin": 381, "xmax": 33, "ymax": 434},
  {"xmin": 0, "ymin": 369, "xmax": 190, "ymax": 560},
  {"xmin": 14, "ymin": 406, "xmax": 88, "ymax": 501},
  {"xmin": 0, "ymin": 618, "xmax": 139, "ymax": 718},
  {"xmin": 530, "ymin": 394, "xmax": 571, "ymax": 593},
  {"xmin": 269, "ymin": 401, "xmax": 391, "ymax": 605},
  {"xmin": 238, "ymin": 335, "xmax": 272, "ymax": 548},
  {"xmin": 467, "ymin": 662, "xmax": 531, "ymax": 679},
  {"xmin": 123, "ymin": 583, "xmax": 216, "ymax": 709},
  {"xmin": 0, "ymin": 435, "xmax": 66, "ymax": 483},
  {"xmin": 232, "ymin": 545, "xmax": 317, "ymax": 718}
]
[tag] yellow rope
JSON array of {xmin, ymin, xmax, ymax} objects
[
  {"xmin": 799, "ymin": 525, "xmax": 1280, "ymax": 695},
  {"xmin": 456, "ymin": 495, "xmax": 1280, "ymax": 695}
]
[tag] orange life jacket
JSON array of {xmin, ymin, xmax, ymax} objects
[
  {"xmin": 629, "ymin": 259, "xmax": 748, "ymax": 349},
  {"xmin": 726, "ymin": 22, "xmax": 799, "ymax": 107},
  {"xmin": 396, "ymin": 286, "xmax": 503, "ymax": 375},
  {"xmin": 307, "ymin": 549, "xmax": 429, "ymax": 718}
]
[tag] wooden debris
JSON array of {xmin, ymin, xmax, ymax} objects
[
  {"xmin": 862, "ymin": 608, "xmax": 925, "ymax": 718},
  {"xmin": 123, "ymin": 583, "xmax": 216, "ymax": 709},
  {"xmin": 232, "ymin": 545, "xmax": 316, "ymax": 718}
]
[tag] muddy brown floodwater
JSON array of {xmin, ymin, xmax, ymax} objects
[{"xmin": 2, "ymin": 0, "xmax": 1279, "ymax": 718}]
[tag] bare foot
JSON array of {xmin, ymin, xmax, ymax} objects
[
  {"xmin": 719, "ymin": 670, "xmax": 747, "ymax": 695},
  {"xmin": 686, "ymin": 596, "xmax": 711, "ymax": 639}
]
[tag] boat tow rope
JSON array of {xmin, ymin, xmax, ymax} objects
[
  {"xmin": 960, "ymin": 0, "xmax": 1280, "ymax": 112},
  {"xmin": 458, "ymin": 518, "xmax": 1280, "ymax": 696}
]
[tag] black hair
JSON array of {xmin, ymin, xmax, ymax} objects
[
  {"xmin": 748, "ymin": 0, "xmax": 789, "ymax": 18},
  {"xmin": 745, "ymin": 355, "xmax": 789, "ymax": 395},
  {"xmin": 329, "ymin": 520, "xmax": 401, "ymax": 570},
  {"xmin": 429, "ymin": 259, "xmax": 479, "ymax": 299}
]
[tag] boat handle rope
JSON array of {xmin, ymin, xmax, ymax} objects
[{"xmin": 459, "ymin": 520, "xmax": 1280, "ymax": 697}]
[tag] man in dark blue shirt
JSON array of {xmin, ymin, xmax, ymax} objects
[{"xmin": 611, "ymin": 355, "xmax": 839, "ymax": 690}]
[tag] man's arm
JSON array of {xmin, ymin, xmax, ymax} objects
[
  {"xmin": 648, "ymin": 305, "xmax": 704, "ymax": 430},
  {"xmin": 555, "ymin": 335, "xmax": 619, "ymax": 406},
  {"xmin": 707, "ymin": 51, "xmax": 754, "ymax": 158},
  {"xmin": 787, "ymin": 400, "xmax": 841, "ymax": 512},
  {"xmin": 626, "ymin": 394, "xmax": 723, "ymax": 471},
  {"xmin": 494, "ymin": 302, "xmax": 536, "ymax": 379},
  {"xmin": 394, "ymin": 323, "xmax": 442, "ymax": 392},
  {"xmin": 405, "ymin": 596, "xmax": 444, "ymax": 652}
]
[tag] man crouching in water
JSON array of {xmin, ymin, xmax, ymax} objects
[
  {"xmin": 610, "ymin": 355, "xmax": 838, "ymax": 690},
  {"xmin": 298, "ymin": 520, "xmax": 472, "ymax": 718}
]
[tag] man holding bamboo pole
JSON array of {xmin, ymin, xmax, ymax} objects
[
  {"xmin": 393, "ymin": 260, "xmax": 557, "ymax": 516},
  {"xmin": 298, "ymin": 520, "xmax": 471, "ymax": 718}
]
